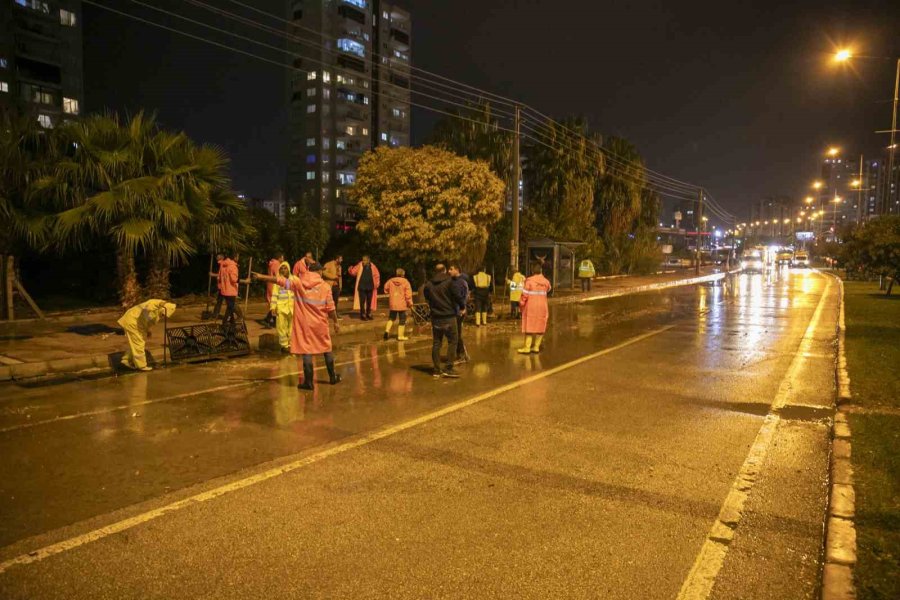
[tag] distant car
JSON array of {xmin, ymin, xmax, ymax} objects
[
  {"xmin": 792, "ymin": 252, "xmax": 810, "ymax": 268},
  {"xmin": 740, "ymin": 250, "xmax": 764, "ymax": 273},
  {"xmin": 776, "ymin": 251, "xmax": 793, "ymax": 265}
]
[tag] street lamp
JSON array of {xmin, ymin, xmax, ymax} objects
[
  {"xmin": 833, "ymin": 48, "xmax": 900, "ymax": 215},
  {"xmin": 827, "ymin": 147, "xmax": 840, "ymax": 157}
]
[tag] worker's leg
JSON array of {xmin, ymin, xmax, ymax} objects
[
  {"xmin": 517, "ymin": 335, "xmax": 533, "ymax": 354},
  {"xmin": 123, "ymin": 326, "xmax": 148, "ymax": 369},
  {"xmin": 384, "ymin": 311, "xmax": 395, "ymax": 339},
  {"xmin": 533, "ymin": 334, "xmax": 544, "ymax": 353},
  {"xmin": 298, "ymin": 354, "xmax": 315, "ymax": 390},
  {"xmin": 397, "ymin": 311, "xmax": 408, "ymax": 340},
  {"xmin": 276, "ymin": 311, "xmax": 291, "ymax": 349},
  {"xmin": 324, "ymin": 351, "xmax": 341, "ymax": 384}
]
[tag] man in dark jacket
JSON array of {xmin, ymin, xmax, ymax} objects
[{"xmin": 424, "ymin": 264, "xmax": 466, "ymax": 378}]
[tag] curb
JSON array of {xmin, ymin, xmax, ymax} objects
[
  {"xmin": 578, "ymin": 269, "xmax": 735, "ymax": 303},
  {"xmin": 1, "ymin": 271, "xmax": 731, "ymax": 384},
  {"xmin": 822, "ymin": 276, "xmax": 857, "ymax": 600}
]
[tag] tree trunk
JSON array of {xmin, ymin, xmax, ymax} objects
[
  {"xmin": 146, "ymin": 250, "xmax": 171, "ymax": 299},
  {"xmin": 116, "ymin": 248, "xmax": 141, "ymax": 308},
  {"xmin": 887, "ymin": 277, "xmax": 895, "ymax": 296}
]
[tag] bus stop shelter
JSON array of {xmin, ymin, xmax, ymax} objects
[{"xmin": 525, "ymin": 238, "xmax": 586, "ymax": 290}]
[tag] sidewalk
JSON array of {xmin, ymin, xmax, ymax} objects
[{"xmin": 0, "ymin": 266, "xmax": 729, "ymax": 382}]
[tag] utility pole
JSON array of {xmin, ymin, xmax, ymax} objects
[
  {"xmin": 887, "ymin": 58, "xmax": 899, "ymax": 215},
  {"xmin": 857, "ymin": 154, "xmax": 864, "ymax": 223},
  {"xmin": 695, "ymin": 188, "xmax": 703, "ymax": 275},
  {"xmin": 510, "ymin": 105, "xmax": 521, "ymax": 272}
]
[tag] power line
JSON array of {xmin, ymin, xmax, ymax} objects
[{"xmin": 86, "ymin": 0, "xmax": 735, "ymax": 221}]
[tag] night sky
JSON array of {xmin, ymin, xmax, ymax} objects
[{"xmin": 84, "ymin": 0, "xmax": 900, "ymax": 220}]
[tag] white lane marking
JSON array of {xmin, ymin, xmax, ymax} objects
[
  {"xmin": 0, "ymin": 341, "xmax": 434, "ymax": 434},
  {"xmin": 0, "ymin": 324, "xmax": 675, "ymax": 575},
  {"xmin": 676, "ymin": 274, "xmax": 834, "ymax": 600}
]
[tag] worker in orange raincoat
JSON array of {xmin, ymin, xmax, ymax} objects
[
  {"xmin": 348, "ymin": 255, "xmax": 380, "ymax": 321},
  {"xmin": 518, "ymin": 262, "xmax": 551, "ymax": 354},
  {"xmin": 382, "ymin": 268, "xmax": 413, "ymax": 341},
  {"xmin": 209, "ymin": 251, "xmax": 240, "ymax": 324},
  {"xmin": 255, "ymin": 263, "xmax": 341, "ymax": 390}
]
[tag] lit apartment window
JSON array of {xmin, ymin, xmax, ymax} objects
[
  {"xmin": 63, "ymin": 97, "xmax": 79, "ymax": 114},
  {"xmin": 336, "ymin": 39, "xmax": 365, "ymax": 58},
  {"xmin": 0, "ymin": 58, "xmax": 7, "ymax": 69},
  {"xmin": 322, "ymin": 88, "xmax": 330, "ymax": 99},
  {"xmin": 307, "ymin": 71, "xmax": 317, "ymax": 81},
  {"xmin": 380, "ymin": 132, "xmax": 388, "ymax": 141},
  {"xmin": 306, "ymin": 104, "xmax": 316, "ymax": 114},
  {"xmin": 306, "ymin": 154, "xmax": 316, "ymax": 164},
  {"xmin": 338, "ymin": 172, "xmax": 356, "ymax": 185},
  {"xmin": 336, "ymin": 140, "xmax": 347, "ymax": 150},
  {"xmin": 306, "ymin": 137, "xmax": 315, "ymax": 147},
  {"xmin": 362, "ymin": 96, "xmax": 369, "ymax": 105},
  {"xmin": 16, "ymin": 0, "xmax": 50, "ymax": 14},
  {"xmin": 344, "ymin": 0, "xmax": 367, "ymax": 8},
  {"xmin": 322, "ymin": 172, "xmax": 330, "ymax": 183},
  {"xmin": 383, "ymin": 11, "xmax": 389, "ymax": 19},
  {"xmin": 306, "ymin": 171, "xmax": 316, "ymax": 181},
  {"xmin": 0, "ymin": 82, "xmax": 9, "ymax": 93},
  {"xmin": 361, "ymin": 127, "xmax": 368, "ymax": 136},
  {"xmin": 37, "ymin": 114, "xmax": 53, "ymax": 128},
  {"xmin": 345, "ymin": 126, "xmax": 355, "ymax": 135},
  {"xmin": 323, "ymin": 71, "xmax": 332, "ymax": 83},
  {"xmin": 391, "ymin": 108, "xmax": 402, "ymax": 117},
  {"xmin": 307, "ymin": 87, "xmax": 316, "ymax": 97},
  {"xmin": 322, "ymin": 137, "xmax": 330, "ymax": 149},
  {"xmin": 59, "ymin": 9, "xmax": 76, "ymax": 26}
]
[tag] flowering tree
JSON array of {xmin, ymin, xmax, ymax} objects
[{"xmin": 351, "ymin": 146, "xmax": 505, "ymax": 277}]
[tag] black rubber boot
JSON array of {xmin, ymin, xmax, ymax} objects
[
  {"xmin": 298, "ymin": 360, "xmax": 315, "ymax": 390},
  {"xmin": 325, "ymin": 353, "xmax": 341, "ymax": 385}
]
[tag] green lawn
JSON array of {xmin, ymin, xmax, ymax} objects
[{"xmin": 842, "ymin": 281, "xmax": 900, "ymax": 599}]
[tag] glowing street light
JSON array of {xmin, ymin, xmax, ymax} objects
[
  {"xmin": 812, "ymin": 181, "xmax": 823, "ymax": 190},
  {"xmin": 851, "ymin": 179, "xmax": 861, "ymax": 187},
  {"xmin": 827, "ymin": 147, "xmax": 840, "ymax": 157},
  {"xmin": 805, "ymin": 196, "xmax": 814, "ymax": 204},
  {"xmin": 835, "ymin": 49, "xmax": 853, "ymax": 62}
]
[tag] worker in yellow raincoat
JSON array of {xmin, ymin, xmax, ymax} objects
[
  {"xmin": 269, "ymin": 261, "xmax": 294, "ymax": 352},
  {"xmin": 117, "ymin": 299, "xmax": 176, "ymax": 371},
  {"xmin": 506, "ymin": 269, "xmax": 525, "ymax": 319}
]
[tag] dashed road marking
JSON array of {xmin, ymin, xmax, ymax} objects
[{"xmin": 676, "ymin": 274, "xmax": 833, "ymax": 600}]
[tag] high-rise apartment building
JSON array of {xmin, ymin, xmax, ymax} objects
[
  {"xmin": 0, "ymin": 0, "xmax": 83, "ymax": 127},
  {"xmin": 286, "ymin": 0, "xmax": 411, "ymax": 229}
]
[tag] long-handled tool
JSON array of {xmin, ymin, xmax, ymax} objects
[
  {"xmin": 204, "ymin": 254, "xmax": 214, "ymax": 318},
  {"xmin": 243, "ymin": 257, "xmax": 253, "ymax": 318}
]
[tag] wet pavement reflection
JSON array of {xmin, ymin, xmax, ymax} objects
[{"xmin": 0, "ymin": 270, "xmax": 825, "ymax": 548}]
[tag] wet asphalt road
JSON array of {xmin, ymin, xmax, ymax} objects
[{"xmin": 0, "ymin": 269, "xmax": 839, "ymax": 599}]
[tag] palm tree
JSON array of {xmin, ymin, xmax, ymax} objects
[
  {"xmin": 0, "ymin": 110, "xmax": 60, "ymax": 257},
  {"xmin": 51, "ymin": 112, "xmax": 250, "ymax": 306}
]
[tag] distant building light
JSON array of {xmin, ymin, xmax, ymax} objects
[
  {"xmin": 60, "ymin": 8, "xmax": 76, "ymax": 26},
  {"xmin": 336, "ymin": 38, "xmax": 365, "ymax": 58}
]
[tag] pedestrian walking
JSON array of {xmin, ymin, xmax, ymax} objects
[
  {"xmin": 518, "ymin": 262, "xmax": 552, "ymax": 354},
  {"xmin": 349, "ymin": 255, "xmax": 380, "ymax": 320},
  {"xmin": 424, "ymin": 264, "xmax": 466, "ymax": 378},
  {"xmin": 448, "ymin": 264, "xmax": 470, "ymax": 362},
  {"xmin": 293, "ymin": 251, "xmax": 315, "ymax": 276},
  {"xmin": 117, "ymin": 299, "xmax": 176, "ymax": 371},
  {"xmin": 269, "ymin": 261, "xmax": 293, "ymax": 352},
  {"xmin": 577, "ymin": 257, "xmax": 596, "ymax": 292},
  {"xmin": 254, "ymin": 263, "xmax": 342, "ymax": 390},
  {"xmin": 210, "ymin": 251, "xmax": 240, "ymax": 324},
  {"xmin": 383, "ymin": 268, "xmax": 413, "ymax": 341},
  {"xmin": 472, "ymin": 266, "xmax": 493, "ymax": 326},
  {"xmin": 322, "ymin": 255, "xmax": 343, "ymax": 306},
  {"xmin": 265, "ymin": 253, "xmax": 284, "ymax": 327},
  {"xmin": 506, "ymin": 269, "xmax": 525, "ymax": 319}
]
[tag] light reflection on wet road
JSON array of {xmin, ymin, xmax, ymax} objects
[{"xmin": 0, "ymin": 268, "xmax": 839, "ymax": 599}]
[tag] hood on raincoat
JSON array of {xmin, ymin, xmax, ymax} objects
[
  {"xmin": 278, "ymin": 261, "xmax": 291, "ymax": 277},
  {"xmin": 163, "ymin": 302, "xmax": 177, "ymax": 317}
]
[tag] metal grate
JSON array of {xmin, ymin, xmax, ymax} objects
[{"xmin": 165, "ymin": 322, "xmax": 251, "ymax": 362}]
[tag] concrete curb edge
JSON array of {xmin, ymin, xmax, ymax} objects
[{"xmin": 822, "ymin": 275, "xmax": 857, "ymax": 600}]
